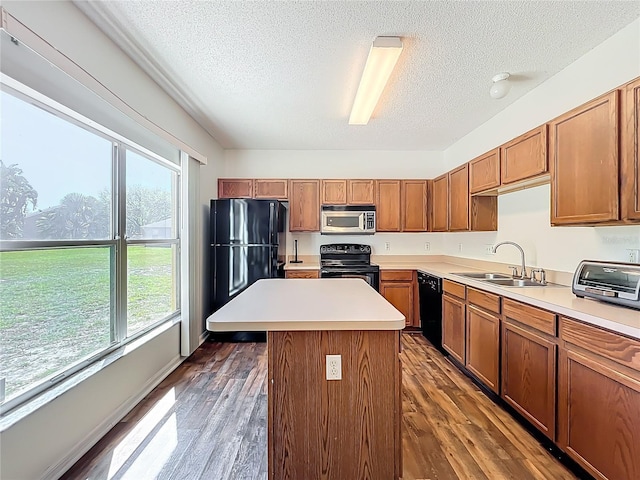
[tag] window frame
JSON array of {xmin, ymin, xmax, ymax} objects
[{"xmin": 0, "ymin": 77, "xmax": 182, "ymax": 414}]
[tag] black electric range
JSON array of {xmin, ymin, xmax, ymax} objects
[{"xmin": 319, "ymin": 243, "xmax": 380, "ymax": 291}]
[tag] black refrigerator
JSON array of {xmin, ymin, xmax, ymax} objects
[{"xmin": 209, "ymin": 199, "xmax": 287, "ymax": 340}]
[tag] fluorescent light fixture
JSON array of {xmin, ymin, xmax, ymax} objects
[{"xmin": 349, "ymin": 36, "xmax": 403, "ymax": 125}]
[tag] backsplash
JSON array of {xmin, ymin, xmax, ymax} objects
[{"xmin": 287, "ymin": 184, "xmax": 640, "ymax": 274}]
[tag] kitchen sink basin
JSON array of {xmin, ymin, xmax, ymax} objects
[
  {"xmin": 483, "ymin": 278, "xmax": 545, "ymax": 287},
  {"xmin": 452, "ymin": 272, "xmax": 512, "ymax": 280},
  {"xmin": 452, "ymin": 272, "xmax": 549, "ymax": 287}
]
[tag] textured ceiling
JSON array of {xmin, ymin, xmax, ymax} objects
[{"xmin": 76, "ymin": 1, "xmax": 639, "ymax": 151}]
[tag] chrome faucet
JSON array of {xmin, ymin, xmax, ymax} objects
[{"xmin": 492, "ymin": 241, "xmax": 528, "ymax": 279}]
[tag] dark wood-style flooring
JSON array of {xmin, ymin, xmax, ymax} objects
[{"xmin": 62, "ymin": 334, "xmax": 577, "ymax": 480}]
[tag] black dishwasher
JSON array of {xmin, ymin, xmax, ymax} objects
[{"xmin": 417, "ymin": 271, "xmax": 444, "ymax": 352}]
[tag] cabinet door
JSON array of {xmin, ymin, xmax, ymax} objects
[
  {"xmin": 431, "ymin": 174, "xmax": 449, "ymax": 232},
  {"xmin": 380, "ymin": 282, "xmax": 413, "ymax": 326},
  {"xmin": 466, "ymin": 305, "xmax": 500, "ymax": 393},
  {"xmin": 558, "ymin": 348, "xmax": 640, "ymax": 480},
  {"xmin": 401, "ymin": 180, "xmax": 428, "ymax": 232},
  {"xmin": 289, "ymin": 180, "xmax": 320, "ymax": 231},
  {"xmin": 622, "ymin": 77, "xmax": 640, "ymax": 221},
  {"xmin": 502, "ymin": 321, "xmax": 556, "ymax": 440},
  {"xmin": 448, "ymin": 164, "xmax": 470, "ymax": 231},
  {"xmin": 442, "ymin": 294, "xmax": 465, "ymax": 364},
  {"xmin": 469, "ymin": 148, "xmax": 500, "ymax": 194},
  {"xmin": 285, "ymin": 270, "xmax": 320, "ymax": 279},
  {"xmin": 254, "ymin": 179, "xmax": 288, "ymax": 199},
  {"xmin": 550, "ymin": 91, "xmax": 619, "ymax": 225},
  {"xmin": 321, "ymin": 180, "xmax": 347, "ymax": 205},
  {"xmin": 376, "ymin": 180, "xmax": 402, "ymax": 232},
  {"xmin": 347, "ymin": 180, "xmax": 375, "ymax": 205},
  {"xmin": 218, "ymin": 178, "xmax": 253, "ymax": 198},
  {"xmin": 500, "ymin": 125, "xmax": 548, "ymax": 185}
]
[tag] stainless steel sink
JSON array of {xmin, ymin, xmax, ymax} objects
[
  {"xmin": 452, "ymin": 272, "xmax": 512, "ymax": 280},
  {"xmin": 482, "ymin": 278, "xmax": 545, "ymax": 287},
  {"xmin": 452, "ymin": 272, "xmax": 549, "ymax": 287}
]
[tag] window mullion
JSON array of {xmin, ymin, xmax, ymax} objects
[{"xmin": 114, "ymin": 143, "xmax": 127, "ymax": 342}]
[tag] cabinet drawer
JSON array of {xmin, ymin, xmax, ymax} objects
[
  {"xmin": 443, "ymin": 279, "xmax": 466, "ymax": 299},
  {"xmin": 285, "ymin": 270, "xmax": 320, "ymax": 279},
  {"xmin": 503, "ymin": 298, "xmax": 556, "ymax": 336},
  {"xmin": 380, "ymin": 270, "xmax": 413, "ymax": 281},
  {"xmin": 467, "ymin": 287, "xmax": 501, "ymax": 314},
  {"xmin": 560, "ymin": 317, "xmax": 640, "ymax": 372}
]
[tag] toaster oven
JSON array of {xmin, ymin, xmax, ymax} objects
[{"xmin": 572, "ymin": 260, "xmax": 640, "ymax": 310}]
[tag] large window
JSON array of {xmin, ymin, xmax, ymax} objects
[{"xmin": 0, "ymin": 85, "xmax": 180, "ymax": 411}]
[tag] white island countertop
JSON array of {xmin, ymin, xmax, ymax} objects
[{"xmin": 206, "ymin": 278, "xmax": 405, "ymax": 332}]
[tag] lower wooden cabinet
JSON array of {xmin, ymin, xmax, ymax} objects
[
  {"xmin": 285, "ymin": 270, "xmax": 319, "ymax": 279},
  {"xmin": 466, "ymin": 304, "xmax": 500, "ymax": 393},
  {"xmin": 380, "ymin": 270, "xmax": 417, "ymax": 327},
  {"xmin": 502, "ymin": 320, "xmax": 556, "ymax": 440},
  {"xmin": 558, "ymin": 317, "xmax": 640, "ymax": 480},
  {"xmin": 442, "ymin": 281, "xmax": 466, "ymax": 364}
]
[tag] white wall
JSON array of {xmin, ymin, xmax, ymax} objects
[
  {"xmin": 443, "ymin": 185, "xmax": 640, "ymax": 272},
  {"xmin": 438, "ymin": 18, "xmax": 640, "ymax": 272},
  {"xmin": 224, "ymin": 149, "xmax": 445, "ymax": 178},
  {"xmin": 0, "ymin": 2, "xmax": 224, "ymax": 479}
]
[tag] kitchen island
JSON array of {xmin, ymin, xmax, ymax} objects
[{"xmin": 206, "ymin": 278, "xmax": 405, "ymax": 480}]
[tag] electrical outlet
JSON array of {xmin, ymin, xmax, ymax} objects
[
  {"xmin": 627, "ymin": 249, "xmax": 640, "ymax": 263},
  {"xmin": 385, "ymin": 242, "xmax": 391, "ymax": 251},
  {"xmin": 424, "ymin": 242, "xmax": 430, "ymax": 251},
  {"xmin": 458, "ymin": 243, "xmax": 463, "ymax": 252},
  {"xmin": 485, "ymin": 244, "xmax": 495, "ymax": 255},
  {"xmin": 326, "ymin": 355, "xmax": 342, "ymax": 380}
]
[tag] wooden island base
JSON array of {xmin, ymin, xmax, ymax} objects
[{"xmin": 268, "ymin": 330, "xmax": 402, "ymax": 480}]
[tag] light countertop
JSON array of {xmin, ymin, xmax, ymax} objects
[
  {"xmin": 206, "ymin": 278, "xmax": 405, "ymax": 332},
  {"xmin": 283, "ymin": 256, "xmax": 640, "ymax": 339}
]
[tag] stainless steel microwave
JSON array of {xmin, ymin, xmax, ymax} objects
[{"xmin": 320, "ymin": 205, "xmax": 376, "ymax": 235}]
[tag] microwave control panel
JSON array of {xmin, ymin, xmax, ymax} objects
[{"xmin": 365, "ymin": 212, "xmax": 375, "ymax": 230}]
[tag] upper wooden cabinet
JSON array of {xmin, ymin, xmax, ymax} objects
[
  {"xmin": 500, "ymin": 125, "xmax": 548, "ymax": 185},
  {"xmin": 469, "ymin": 148, "xmax": 500, "ymax": 194},
  {"xmin": 401, "ymin": 180, "xmax": 429, "ymax": 232},
  {"xmin": 219, "ymin": 178, "xmax": 288, "ymax": 200},
  {"xmin": 448, "ymin": 164, "xmax": 470, "ymax": 231},
  {"xmin": 431, "ymin": 174, "xmax": 449, "ymax": 232},
  {"xmin": 218, "ymin": 178, "xmax": 253, "ymax": 198},
  {"xmin": 622, "ymin": 77, "xmax": 640, "ymax": 222},
  {"xmin": 348, "ymin": 180, "xmax": 375, "ymax": 204},
  {"xmin": 549, "ymin": 91, "xmax": 620, "ymax": 225},
  {"xmin": 321, "ymin": 180, "xmax": 347, "ymax": 204},
  {"xmin": 254, "ymin": 179, "xmax": 288, "ymax": 199},
  {"xmin": 320, "ymin": 179, "xmax": 375, "ymax": 205},
  {"xmin": 376, "ymin": 180, "xmax": 402, "ymax": 232},
  {"xmin": 289, "ymin": 180, "xmax": 320, "ymax": 231}
]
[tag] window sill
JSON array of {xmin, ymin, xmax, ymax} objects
[{"xmin": 0, "ymin": 317, "xmax": 182, "ymax": 432}]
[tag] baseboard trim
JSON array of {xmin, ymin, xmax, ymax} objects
[{"xmin": 40, "ymin": 354, "xmax": 184, "ymax": 480}]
